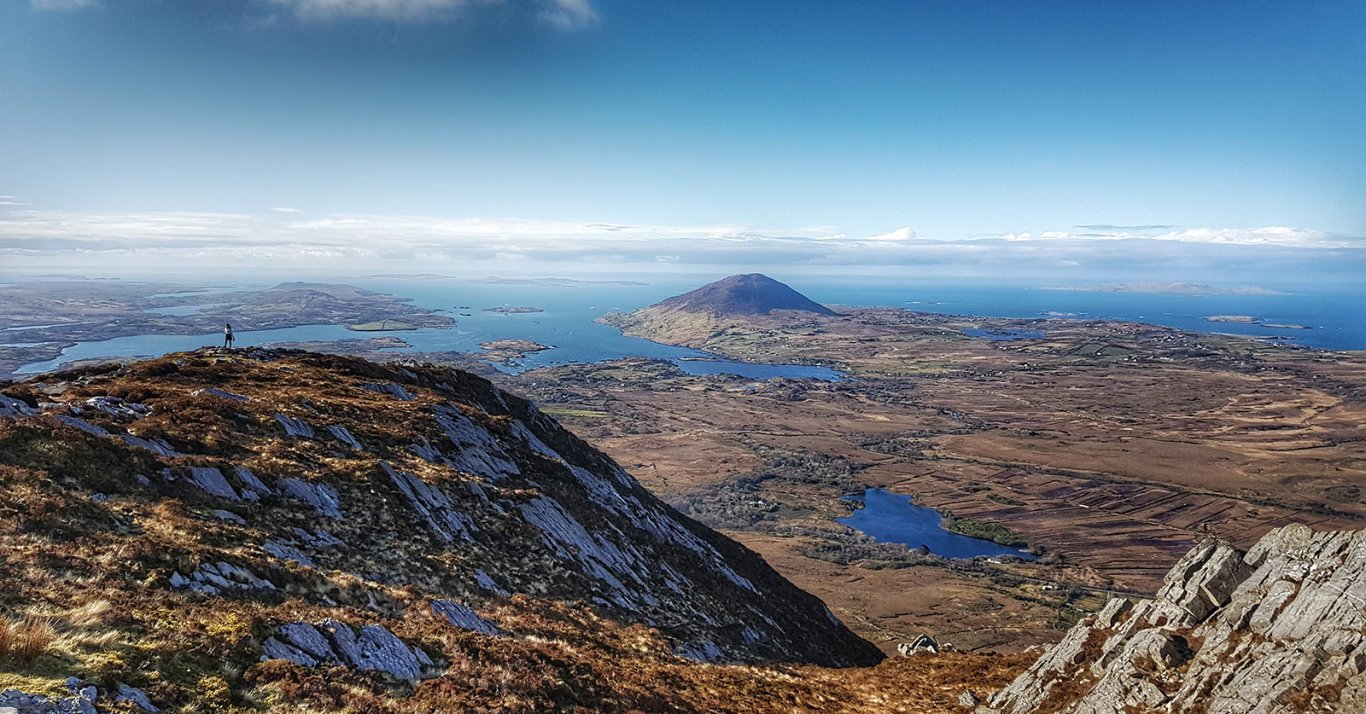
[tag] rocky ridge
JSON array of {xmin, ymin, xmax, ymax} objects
[
  {"xmin": 987, "ymin": 524, "xmax": 1366, "ymax": 713},
  {"xmin": 0, "ymin": 348, "xmax": 883, "ymax": 712}
]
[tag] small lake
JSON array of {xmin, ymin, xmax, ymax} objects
[{"xmin": 837, "ymin": 488, "xmax": 1036, "ymax": 560}]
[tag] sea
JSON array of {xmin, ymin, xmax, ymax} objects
[{"xmin": 10, "ymin": 273, "xmax": 1365, "ymax": 377}]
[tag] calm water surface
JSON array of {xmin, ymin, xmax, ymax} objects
[
  {"xmin": 837, "ymin": 488, "xmax": 1037, "ymax": 560},
  {"xmin": 10, "ymin": 275, "xmax": 1364, "ymax": 375}
]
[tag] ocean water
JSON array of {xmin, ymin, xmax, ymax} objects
[
  {"xmin": 800, "ymin": 280, "xmax": 1364, "ymax": 351},
  {"xmin": 10, "ymin": 274, "xmax": 1364, "ymax": 376},
  {"xmin": 837, "ymin": 488, "xmax": 1037, "ymax": 560}
]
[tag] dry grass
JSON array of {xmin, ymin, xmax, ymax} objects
[
  {"xmin": 0, "ymin": 615, "xmax": 54, "ymax": 665},
  {"xmin": 0, "ymin": 349, "xmax": 1035, "ymax": 712}
]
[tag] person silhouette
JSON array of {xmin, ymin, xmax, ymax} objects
[{"xmin": 224, "ymin": 323, "xmax": 234, "ymax": 349}]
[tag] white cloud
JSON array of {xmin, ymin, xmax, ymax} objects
[
  {"xmin": 269, "ymin": 0, "xmax": 474, "ymax": 22},
  {"xmin": 266, "ymin": 0, "xmax": 597, "ymax": 28},
  {"xmin": 30, "ymin": 0, "xmax": 100, "ymax": 10},
  {"xmin": 864, "ymin": 226, "xmax": 915, "ymax": 242},
  {"xmin": 977, "ymin": 225, "xmax": 1360, "ymax": 249},
  {"xmin": 538, "ymin": 0, "xmax": 596, "ymax": 30},
  {"xmin": 0, "ymin": 207, "xmax": 1360, "ymax": 278}
]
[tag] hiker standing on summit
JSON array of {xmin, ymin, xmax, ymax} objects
[{"xmin": 224, "ymin": 323, "xmax": 234, "ymax": 349}]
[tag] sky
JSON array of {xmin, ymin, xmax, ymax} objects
[{"xmin": 1, "ymin": 0, "xmax": 1364, "ymax": 284}]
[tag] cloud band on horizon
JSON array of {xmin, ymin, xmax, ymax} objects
[{"xmin": 0, "ymin": 206, "xmax": 1361, "ymax": 282}]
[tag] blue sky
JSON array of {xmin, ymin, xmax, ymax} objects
[{"xmin": 1, "ymin": 0, "xmax": 1363, "ymax": 283}]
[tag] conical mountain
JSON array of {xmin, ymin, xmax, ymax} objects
[{"xmin": 652, "ymin": 274, "xmax": 837, "ymax": 317}]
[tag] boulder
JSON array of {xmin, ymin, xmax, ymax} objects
[
  {"xmin": 0, "ymin": 394, "xmax": 40, "ymax": 418},
  {"xmin": 897, "ymin": 634, "xmax": 939, "ymax": 656}
]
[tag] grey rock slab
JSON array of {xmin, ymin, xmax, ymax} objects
[
  {"xmin": 56, "ymin": 415, "xmax": 109, "ymax": 437},
  {"xmin": 274, "ymin": 413, "xmax": 315, "ymax": 438},
  {"xmin": 293, "ymin": 528, "xmax": 344, "ymax": 550},
  {"xmin": 278, "ymin": 622, "xmax": 336, "ymax": 662},
  {"xmin": 81, "ymin": 396, "xmax": 150, "ymax": 421},
  {"xmin": 431, "ymin": 599, "xmax": 500, "ymax": 636},
  {"xmin": 212, "ymin": 509, "xmax": 246, "ymax": 525},
  {"xmin": 232, "ymin": 466, "xmax": 271, "ymax": 500},
  {"xmin": 325, "ymin": 424, "xmax": 363, "ymax": 450},
  {"xmin": 314, "ymin": 619, "xmax": 431, "ymax": 681},
  {"xmin": 262, "ymin": 636, "xmax": 319, "ymax": 667},
  {"xmin": 278, "ymin": 478, "xmax": 342, "ymax": 519},
  {"xmin": 187, "ymin": 467, "xmax": 240, "ymax": 501},
  {"xmin": 379, "ymin": 461, "xmax": 475, "ymax": 543},
  {"xmin": 122, "ymin": 435, "xmax": 180, "ymax": 457},
  {"xmin": 360, "ymin": 382, "xmax": 415, "ymax": 401},
  {"xmin": 114, "ymin": 684, "xmax": 159, "ymax": 713},
  {"xmin": 263, "ymin": 539, "xmax": 314, "ymax": 567},
  {"xmin": 0, "ymin": 394, "xmax": 39, "ymax": 417}
]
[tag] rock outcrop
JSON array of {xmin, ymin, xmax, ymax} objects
[
  {"xmin": 987, "ymin": 524, "xmax": 1366, "ymax": 713},
  {"xmin": 261, "ymin": 620, "xmax": 436, "ymax": 681}
]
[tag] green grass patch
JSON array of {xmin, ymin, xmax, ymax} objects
[{"xmin": 943, "ymin": 516, "xmax": 1026, "ymax": 546}]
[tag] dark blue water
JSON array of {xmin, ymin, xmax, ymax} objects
[
  {"xmin": 837, "ymin": 488, "xmax": 1037, "ymax": 560},
  {"xmin": 801, "ymin": 280, "xmax": 1364, "ymax": 351}
]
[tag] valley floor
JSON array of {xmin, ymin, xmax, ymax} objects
[{"xmin": 495, "ymin": 309, "xmax": 1365, "ymax": 654}]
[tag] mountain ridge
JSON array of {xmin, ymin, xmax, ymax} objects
[{"xmin": 0, "ymin": 348, "xmax": 887, "ymax": 712}]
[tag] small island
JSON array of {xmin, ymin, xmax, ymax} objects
[
  {"xmin": 484, "ymin": 306, "xmax": 545, "ymax": 314},
  {"xmin": 1206, "ymin": 315, "xmax": 1310, "ymax": 329},
  {"xmin": 479, "ymin": 339, "xmax": 552, "ymax": 363}
]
